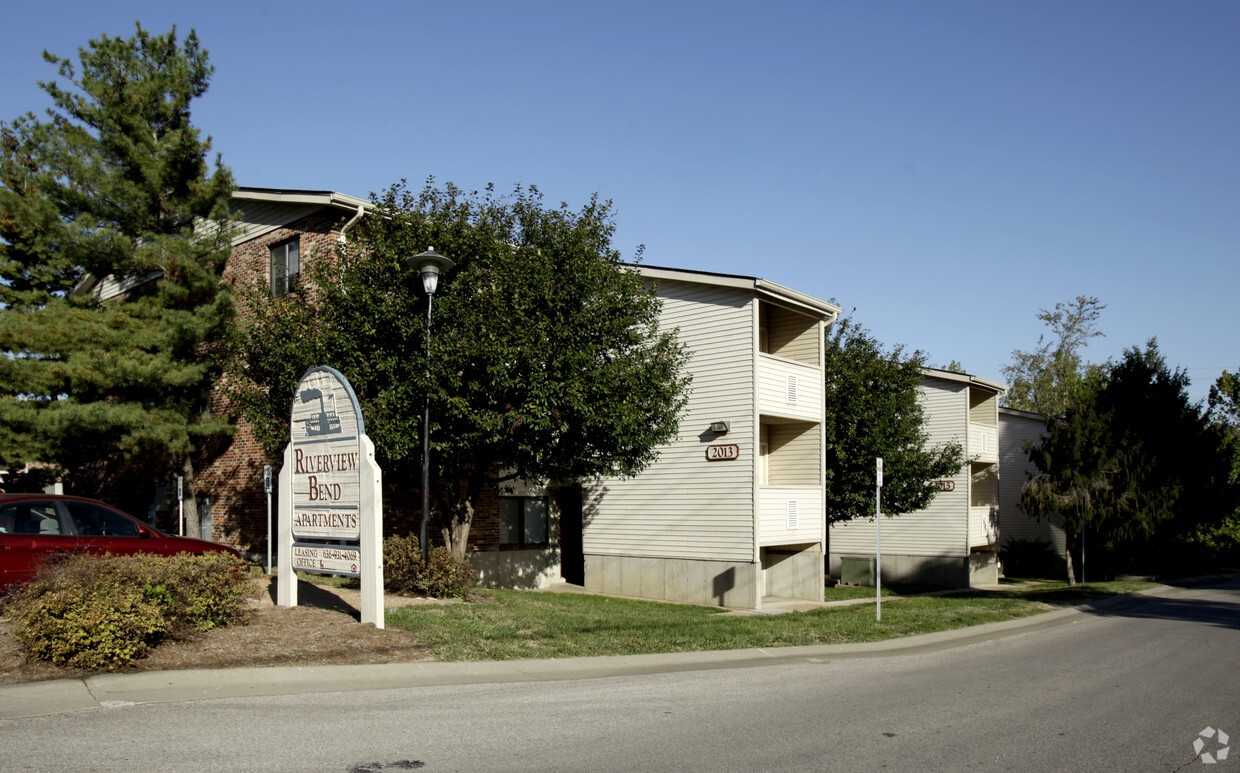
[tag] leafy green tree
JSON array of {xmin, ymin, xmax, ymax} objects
[
  {"xmin": 1022, "ymin": 341, "xmax": 1236, "ymax": 581},
  {"xmin": 1208, "ymin": 369, "xmax": 1240, "ymax": 428},
  {"xmin": 235, "ymin": 180, "xmax": 690, "ymax": 559},
  {"xmin": 1002, "ymin": 296, "xmax": 1106, "ymax": 418},
  {"xmin": 1201, "ymin": 370, "xmax": 1240, "ymax": 567},
  {"xmin": 0, "ymin": 24, "xmax": 235, "ymax": 532},
  {"xmin": 823, "ymin": 315, "xmax": 964, "ymax": 524}
]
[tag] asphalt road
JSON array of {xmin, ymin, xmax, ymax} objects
[{"xmin": 1, "ymin": 579, "xmax": 1237, "ymax": 772}]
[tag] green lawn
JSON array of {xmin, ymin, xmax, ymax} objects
[{"xmin": 384, "ymin": 580, "xmax": 1156, "ymax": 661}]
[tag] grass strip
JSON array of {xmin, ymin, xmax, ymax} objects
[{"xmin": 386, "ymin": 580, "xmax": 1156, "ymax": 661}]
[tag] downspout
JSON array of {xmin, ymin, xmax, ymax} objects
[
  {"xmin": 338, "ymin": 204, "xmax": 366, "ymax": 245},
  {"xmin": 335, "ymin": 204, "xmax": 366, "ymax": 293}
]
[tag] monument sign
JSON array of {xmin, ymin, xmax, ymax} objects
[{"xmin": 277, "ymin": 365, "xmax": 384, "ymax": 627}]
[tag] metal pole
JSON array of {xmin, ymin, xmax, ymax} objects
[
  {"xmin": 876, "ymin": 457, "xmax": 883, "ymax": 623},
  {"xmin": 264, "ymin": 464, "xmax": 273, "ymax": 576},
  {"xmin": 420, "ymin": 293, "xmax": 433, "ymax": 564},
  {"xmin": 876, "ymin": 482, "xmax": 882, "ymax": 622}
]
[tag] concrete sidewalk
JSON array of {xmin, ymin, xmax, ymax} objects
[{"xmin": 0, "ymin": 582, "xmax": 1199, "ymax": 721}]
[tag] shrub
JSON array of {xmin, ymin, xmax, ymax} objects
[
  {"xmin": 1173, "ymin": 514, "xmax": 1240, "ymax": 574},
  {"xmin": 135, "ymin": 552, "xmax": 256, "ymax": 637},
  {"xmin": 4, "ymin": 552, "xmax": 256, "ymax": 670},
  {"xmin": 383, "ymin": 535, "xmax": 474, "ymax": 599},
  {"xmin": 13, "ymin": 582, "xmax": 167, "ymax": 669}
]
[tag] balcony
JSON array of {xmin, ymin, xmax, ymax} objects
[
  {"xmin": 970, "ymin": 505, "xmax": 999, "ymax": 548},
  {"xmin": 758, "ymin": 354, "xmax": 821, "ymax": 423},
  {"xmin": 969, "ymin": 423, "xmax": 998, "ymax": 463},
  {"xmin": 758, "ymin": 485, "xmax": 823, "ymax": 546}
]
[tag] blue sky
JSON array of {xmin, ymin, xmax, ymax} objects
[{"xmin": 3, "ymin": 1, "xmax": 1237, "ymax": 402}]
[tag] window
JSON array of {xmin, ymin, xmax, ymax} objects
[
  {"xmin": 66, "ymin": 501, "xmax": 140, "ymax": 537},
  {"xmin": 270, "ymin": 237, "xmax": 300, "ymax": 297},
  {"xmin": 1, "ymin": 502, "xmax": 61, "ymax": 535},
  {"xmin": 499, "ymin": 496, "xmax": 549, "ymax": 546}
]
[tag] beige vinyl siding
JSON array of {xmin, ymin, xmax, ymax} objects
[
  {"xmin": 92, "ymin": 270, "xmax": 164, "ymax": 301},
  {"xmin": 998, "ymin": 410, "xmax": 1066, "ymax": 552},
  {"xmin": 188, "ymin": 199, "xmax": 324, "ymax": 247},
  {"xmin": 585, "ymin": 279, "xmax": 757, "ymax": 562},
  {"xmin": 766, "ymin": 424, "xmax": 820, "ymax": 485},
  {"xmin": 969, "ymin": 389, "xmax": 998, "ymax": 426},
  {"xmin": 765, "ymin": 304, "xmax": 820, "ymax": 365},
  {"xmin": 829, "ymin": 380, "xmax": 970, "ymax": 558},
  {"xmin": 968, "ymin": 388, "xmax": 999, "ymax": 463}
]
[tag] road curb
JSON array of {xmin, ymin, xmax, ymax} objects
[{"xmin": 1, "ymin": 577, "xmax": 1232, "ymax": 720}]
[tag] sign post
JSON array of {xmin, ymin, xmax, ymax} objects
[
  {"xmin": 177, "ymin": 475, "xmax": 184, "ymax": 536},
  {"xmin": 876, "ymin": 457, "xmax": 883, "ymax": 623},
  {"xmin": 277, "ymin": 366, "xmax": 384, "ymax": 627},
  {"xmin": 263, "ymin": 464, "xmax": 273, "ymax": 575}
]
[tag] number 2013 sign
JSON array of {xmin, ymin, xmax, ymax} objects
[{"xmin": 706, "ymin": 444, "xmax": 740, "ymax": 461}]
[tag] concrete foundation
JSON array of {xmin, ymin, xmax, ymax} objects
[
  {"xmin": 761, "ymin": 545, "xmax": 824, "ymax": 602},
  {"xmin": 828, "ymin": 551, "xmax": 999, "ymax": 589},
  {"xmin": 585, "ymin": 554, "xmax": 762, "ymax": 608},
  {"xmin": 471, "ymin": 548, "xmax": 561, "ymax": 590},
  {"xmin": 968, "ymin": 549, "xmax": 1000, "ymax": 586}
]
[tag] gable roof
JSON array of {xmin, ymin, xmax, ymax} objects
[
  {"xmin": 74, "ymin": 187, "xmax": 373, "ymax": 299},
  {"xmin": 226, "ymin": 187, "xmax": 373, "ymax": 247},
  {"xmin": 921, "ymin": 366, "xmax": 1007, "ymax": 395},
  {"xmin": 634, "ymin": 263, "xmax": 842, "ymax": 321}
]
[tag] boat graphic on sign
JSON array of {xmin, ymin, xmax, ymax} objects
[{"xmin": 300, "ymin": 388, "xmax": 343, "ymax": 436}]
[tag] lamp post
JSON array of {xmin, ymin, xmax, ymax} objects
[{"xmin": 410, "ymin": 247, "xmax": 454, "ymax": 564}]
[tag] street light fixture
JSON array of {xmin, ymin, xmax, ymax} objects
[{"xmin": 409, "ymin": 247, "xmax": 454, "ymax": 563}]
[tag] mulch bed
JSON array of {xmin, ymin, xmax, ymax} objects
[{"xmin": 0, "ymin": 578, "xmax": 435, "ymax": 685}]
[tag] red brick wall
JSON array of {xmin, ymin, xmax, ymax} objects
[
  {"xmin": 197, "ymin": 210, "xmax": 345, "ymax": 552},
  {"xmin": 199, "ymin": 207, "xmax": 536, "ymax": 566}
]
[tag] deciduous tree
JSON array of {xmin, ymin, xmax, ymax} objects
[
  {"xmin": 235, "ymin": 180, "xmax": 690, "ymax": 560},
  {"xmin": 1208, "ymin": 369, "xmax": 1240, "ymax": 428},
  {"xmin": 1002, "ymin": 296, "xmax": 1106, "ymax": 419},
  {"xmin": 823, "ymin": 315, "xmax": 963, "ymax": 524},
  {"xmin": 0, "ymin": 24, "xmax": 235, "ymax": 531},
  {"xmin": 1022, "ymin": 341, "xmax": 1235, "ymax": 581}
]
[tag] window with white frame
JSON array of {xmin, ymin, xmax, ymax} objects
[
  {"xmin": 270, "ymin": 237, "xmax": 300, "ymax": 298},
  {"xmin": 499, "ymin": 496, "xmax": 549, "ymax": 546}
]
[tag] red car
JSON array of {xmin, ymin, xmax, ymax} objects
[{"xmin": 0, "ymin": 493, "xmax": 241, "ymax": 590}]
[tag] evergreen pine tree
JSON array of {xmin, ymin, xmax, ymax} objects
[{"xmin": 0, "ymin": 24, "xmax": 235, "ymax": 534}]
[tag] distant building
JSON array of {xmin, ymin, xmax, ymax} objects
[
  {"xmin": 828, "ymin": 368, "xmax": 1006, "ymax": 588},
  {"xmin": 998, "ymin": 407, "xmax": 1068, "ymax": 578}
]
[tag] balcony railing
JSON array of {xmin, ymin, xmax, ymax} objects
[
  {"xmin": 970, "ymin": 505, "xmax": 999, "ymax": 548},
  {"xmin": 757, "ymin": 354, "xmax": 821, "ymax": 423},
  {"xmin": 758, "ymin": 485, "xmax": 823, "ymax": 546},
  {"xmin": 969, "ymin": 423, "xmax": 998, "ymax": 463}
]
